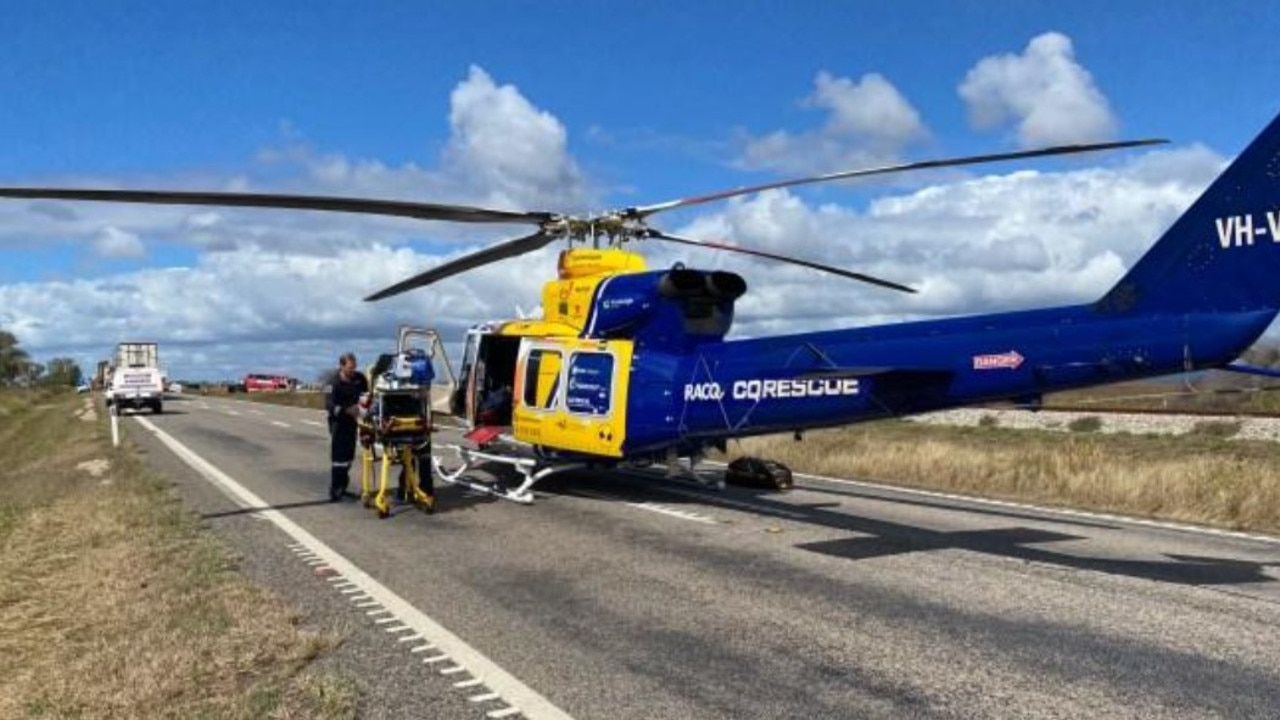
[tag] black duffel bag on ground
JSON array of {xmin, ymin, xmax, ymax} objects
[{"xmin": 724, "ymin": 457, "xmax": 794, "ymax": 491}]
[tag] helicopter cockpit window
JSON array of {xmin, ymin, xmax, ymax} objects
[
  {"xmin": 565, "ymin": 352, "xmax": 614, "ymax": 416},
  {"xmin": 522, "ymin": 349, "xmax": 562, "ymax": 411}
]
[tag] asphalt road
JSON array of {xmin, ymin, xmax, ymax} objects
[{"xmin": 124, "ymin": 394, "xmax": 1280, "ymax": 719}]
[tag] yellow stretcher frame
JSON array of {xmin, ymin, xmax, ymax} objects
[{"xmin": 355, "ymin": 325, "xmax": 454, "ymax": 519}]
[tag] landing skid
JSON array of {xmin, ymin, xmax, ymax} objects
[{"xmin": 432, "ymin": 444, "xmax": 584, "ymax": 504}]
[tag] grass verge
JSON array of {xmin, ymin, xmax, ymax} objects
[
  {"xmin": 734, "ymin": 420, "xmax": 1280, "ymax": 535},
  {"xmin": 0, "ymin": 389, "xmax": 358, "ymax": 719}
]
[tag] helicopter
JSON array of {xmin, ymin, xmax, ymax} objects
[{"xmin": 5, "ymin": 110, "xmax": 1280, "ymax": 505}]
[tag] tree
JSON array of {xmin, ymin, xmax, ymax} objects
[
  {"xmin": 0, "ymin": 330, "xmax": 31, "ymax": 385},
  {"xmin": 43, "ymin": 358, "xmax": 83, "ymax": 388}
]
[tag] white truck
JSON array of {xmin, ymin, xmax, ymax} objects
[{"xmin": 105, "ymin": 341, "xmax": 165, "ymax": 414}]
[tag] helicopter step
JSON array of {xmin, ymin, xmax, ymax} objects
[{"xmin": 432, "ymin": 443, "xmax": 584, "ymax": 504}]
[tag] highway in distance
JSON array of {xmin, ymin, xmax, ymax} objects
[{"xmin": 126, "ymin": 394, "xmax": 1280, "ymax": 720}]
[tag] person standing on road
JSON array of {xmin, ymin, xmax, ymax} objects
[{"xmin": 327, "ymin": 352, "xmax": 368, "ymax": 502}]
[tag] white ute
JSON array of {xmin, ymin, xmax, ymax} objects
[{"xmin": 104, "ymin": 341, "xmax": 165, "ymax": 414}]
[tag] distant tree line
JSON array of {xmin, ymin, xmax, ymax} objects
[{"xmin": 0, "ymin": 329, "xmax": 83, "ymax": 388}]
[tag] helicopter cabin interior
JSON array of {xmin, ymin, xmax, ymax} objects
[{"xmin": 458, "ymin": 332, "xmax": 521, "ymax": 426}]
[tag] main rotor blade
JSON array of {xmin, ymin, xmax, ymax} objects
[
  {"xmin": 630, "ymin": 138, "xmax": 1168, "ymax": 219},
  {"xmin": 0, "ymin": 187, "xmax": 554, "ymax": 225},
  {"xmin": 364, "ymin": 230, "xmax": 554, "ymax": 301},
  {"xmin": 645, "ymin": 230, "xmax": 915, "ymax": 294}
]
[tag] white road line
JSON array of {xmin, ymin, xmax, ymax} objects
[
  {"xmin": 302, "ymin": 420, "xmax": 324, "ymax": 427},
  {"xmin": 397, "ymin": 634, "xmax": 424, "ymax": 643},
  {"xmin": 471, "ymin": 692, "xmax": 501, "ymax": 702},
  {"xmin": 575, "ymin": 489, "xmax": 718, "ymax": 525},
  {"xmin": 455, "ymin": 678, "xmax": 484, "ymax": 688},
  {"xmin": 271, "ymin": 420, "xmax": 290, "ymax": 428},
  {"xmin": 488, "ymin": 708, "xmax": 521, "ymax": 719},
  {"xmin": 226, "ymin": 410, "xmax": 240, "ymax": 416},
  {"xmin": 441, "ymin": 665, "xmax": 467, "ymax": 675},
  {"xmin": 422, "ymin": 654, "xmax": 451, "ymax": 664},
  {"xmin": 410, "ymin": 643, "xmax": 437, "ymax": 653},
  {"xmin": 134, "ymin": 415, "xmax": 573, "ymax": 720}
]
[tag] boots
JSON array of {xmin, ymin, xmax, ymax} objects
[{"xmin": 329, "ymin": 463, "xmax": 350, "ymax": 502}]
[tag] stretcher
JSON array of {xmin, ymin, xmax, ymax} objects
[{"xmin": 357, "ymin": 326, "xmax": 452, "ymax": 518}]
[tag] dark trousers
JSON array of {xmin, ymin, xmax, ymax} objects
[{"xmin": 330, "ymin": 421, "xmax": 357, "ymax": 499}]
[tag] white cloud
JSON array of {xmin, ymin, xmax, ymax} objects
[
  {"xmin": 0, "ymin": 60, "xmax": 1238, "ymax": 384},
  {"xmin": 740, "ymin": 71, "xmax": 928, "ymax": 174},
  {"xmin": 442, "ymin": 65, "xmax": 590, "ymax": 213},
  {"xmin": 92, "ymin": 226, "xmax": 146, "ymax": 258},
  {"xmin": 667, "ymin": 144, "xmax": 1224, "ymax": 340},
  {"xmin": 959, "ymin": 32, "xmax": 1117, "ymax": 147},
  {"xmin": 0, "ymin": 65, "xmax": 590, "ymax": 379}
]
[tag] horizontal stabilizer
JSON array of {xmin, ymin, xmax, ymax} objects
[{"xmin": 1220, "ymin": 363, "xmax": 1280, "ymax": 379}]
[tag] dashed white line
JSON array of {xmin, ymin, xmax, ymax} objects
[
  {"xmin": 422, "ymin": 654, "xmax": 451, "ymax": 664},
  {"xmin": 575, "ymin": 489, "xmax": 718, "ymax": 525},
  {"xmin": 302, "ymin": 419, "xmax": 324, "ymax": 427},
  {"xmin": 471, "ymin": 692, "xmax": 501, "ymax": 702},
  {"xmin": 488, "ymin": 708, "xmax": 522, "ymax": 719},
  {"xmin": 271, "ymin": 420, "xmax": 290, "ymax": 428},
  {"xmin": 133, "ymin": 415, "xmax": 572, "ymax": 720},
  {"xmin": 454, "ymin": 678, "xmax": 485, "ymax": 688}
]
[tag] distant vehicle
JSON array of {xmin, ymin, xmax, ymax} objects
[
  {"xmin": 243, "ymin": 373, "xmax": 293, "ymax": 392},
  {"xmin": 105, "ymin": 342, "xmax": 164, "ymax": 414},
  {"xmin": 76, "ymin": 382, "xmax": 91, "ymax": 394}
]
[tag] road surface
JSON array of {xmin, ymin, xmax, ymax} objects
[{"xmin": 124, "ymin": 394, "xmax": 1280, "ymax": 719}]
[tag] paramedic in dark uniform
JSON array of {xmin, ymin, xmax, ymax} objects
[{"xmin": 327, "ymin": 352, "xmax": 368, "ymax": 502}]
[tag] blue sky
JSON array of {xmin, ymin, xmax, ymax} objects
[{"xmin": 2, "ymin": 2, "xmax": 1279, "ymax": 380}]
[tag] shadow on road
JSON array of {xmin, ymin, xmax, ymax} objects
[{"xmin": 543, "ymin": 468, "xmax": 1278, "ymax": 588}]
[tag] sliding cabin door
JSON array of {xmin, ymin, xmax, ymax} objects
[{"xmin": 511, "ymin": 338, "xmax": 631, "ymax": 458}]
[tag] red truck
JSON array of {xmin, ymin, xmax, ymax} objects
[{"xmin": 243, "ymin": 374, "xmax": 293, "ymax": 392}]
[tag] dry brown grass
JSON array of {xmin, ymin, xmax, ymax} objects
[
  {"xmin": 0, "ymin": 390, "xmax": 358, "ymax": 719},
  {"xmin": 733, "ymin": 421, "xmax": 1280, "ymax": 534}
]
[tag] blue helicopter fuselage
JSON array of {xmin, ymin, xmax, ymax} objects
[{"xmin": 622, "ymin": 304, "xmax": 1274, "ymax": 454}]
